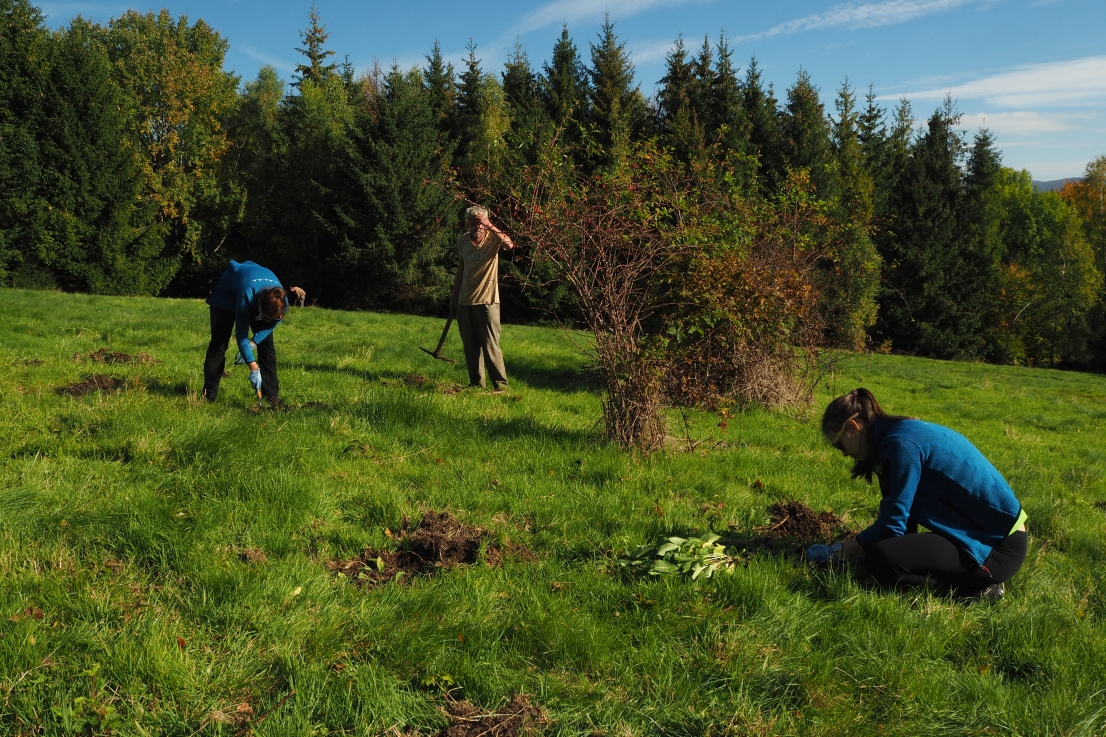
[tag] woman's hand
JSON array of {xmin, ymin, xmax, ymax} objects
[{"xmin": 806, "ymin": 537, "xmax": 864, "ymax": 564}]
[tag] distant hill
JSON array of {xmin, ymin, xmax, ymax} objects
[{"xmin": 1033, "ymin": 178, "xmax": 1082, "ymax": 192}]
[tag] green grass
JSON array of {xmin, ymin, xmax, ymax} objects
[{"xmin": 1, "ymin": 286, "xmax": 1105, "ymax": 736}]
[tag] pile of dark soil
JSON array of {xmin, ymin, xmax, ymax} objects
[
  {"xmin": 328, "ymin": 511, "xmax": 533, "ymax": 587},
  {"xmin": 438, "ymin": 695, "xmax": 545, "ymax": 737},
  {"xmin": 763, "ymin": 501, "xmax": 849, "ymax": 545},
  {"xmin": 56, "ymin": 374, "xmax": 119, "ymax": 397},
  {"xmin": 404, "ymin": 373, "xmax": 430, "ymax": 386},
  {"xmin": 239, "ymin": 548, "xmax": 269, "ymax": 565},
  {"xmin": 78, "ymin": 347, "xmax": 158, "ymax": 365}
]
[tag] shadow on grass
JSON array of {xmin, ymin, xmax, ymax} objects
[
  {"xmin": 144, "ymin": 378, "xmax": 191, "ymax": 397},
  {"xmin": 504, "ymin": 353, "xmax": 603, "ymax": 393}
]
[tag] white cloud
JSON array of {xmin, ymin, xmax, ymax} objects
[
  {"xmin": 39, "ymin": 2, "xmax": 135, "ymax": 20},
  {"xmin": 238, "ymin": 45, "xmax": 296, "ymax": 74},
  {"xmin": 735, "ymin": 0, "xmax": 973, "ymax": 43},
  {"xmin": 893, "ymin": 55, "xmax": 1106, "ymax": 107},
  {"xmin": 508, "ymin": 0, "xmax": 708, "ymax": 37},
  {"xmin": 956, "ymin": 111, "xmax": 1087, "ymax": 135},
  {"xmin": 629, "ymin": 39, "xmax": 678, "ymax": 66}
]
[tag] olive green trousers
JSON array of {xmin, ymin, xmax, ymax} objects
[{"xmin": 456, "ymin": 304, "xmax": 507, "ymax": 389}]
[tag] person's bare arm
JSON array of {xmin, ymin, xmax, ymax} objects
[{"xmin": 476, "ymin": 212, "xmax": 514, "ymax": 249}]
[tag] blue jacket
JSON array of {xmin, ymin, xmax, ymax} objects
[
  {"xmin": 856, "ymin": 419, "xmax": 1022, "ymax": 566},
  {"xmin": 206, "ymin": 261, "xmax": 286, "ymax": 364}
]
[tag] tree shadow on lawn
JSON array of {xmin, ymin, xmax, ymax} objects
[
  {"xmin": 342, "ymin": 389, "xmax": 602, "ymax": 450},
  {"xmin": 297, "ymin": 354, "xmax": 603, "ymax": 396},
  {"xmin": 296, "ymin": 361, "xmax": 458, "ymax": 386},
  {"xmin": 504, "ymin": 353, "xmax": 603, "ymax": 393}
]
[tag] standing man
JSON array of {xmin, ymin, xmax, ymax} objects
[
  {"xmin": 449, "ymin": 206, "xmax": 515, "ymax": 391},
  {"xmin": 201, "ymin": 260, "xmax": 306, "ymax": 407}
]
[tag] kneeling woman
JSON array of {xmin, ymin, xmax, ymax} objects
[
  {"xmin": 809, "ymin": 388, "xmax": 1027, "ymax": 599},
  {"xmin": 201, "ymin": 260, "xmax": 305, "ymax": 406}
]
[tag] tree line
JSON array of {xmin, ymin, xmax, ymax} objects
[{"xmin": 1, "ymin": 0, "xmax": 1104, "ymax": 370}]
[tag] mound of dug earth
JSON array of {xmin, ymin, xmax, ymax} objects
[
  {"xmin": 439, "ymin": 695, "xmax": 545, "ymax": 737},
  {"xmin": 763, "ymin": 501, "xmax": 849, "ymax": 545},
  {"xmin": 57, "ymin": 374, "xmax": 119, "ymax": 397},
  {"xmin": 78, "ymin": 347, "xmax": 158, "ymax": 365},
  {"xmin": 328, "ymin": 511, "xmax": 531, "ymax": 587}
]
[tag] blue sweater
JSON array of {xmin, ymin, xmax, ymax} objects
[
  {"xmin": 856, "ymin": 419, "xmax": 1022, "ymax": 566},
  {"xmin": 206, "ymin": 261, "xmax": 286, "ymax": 364}
]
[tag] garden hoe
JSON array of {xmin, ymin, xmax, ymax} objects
[{"xmin": 420, "ymin": 317, "xmax": 456, "ymax": 364}]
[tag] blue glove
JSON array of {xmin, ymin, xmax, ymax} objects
[
  {"xmin": 806, "ymin": 542, "xmax": 843, "ymax": 564},
  {"xmin": 248, "ymin": 369, "xmax": 262, "ymax": 392}
]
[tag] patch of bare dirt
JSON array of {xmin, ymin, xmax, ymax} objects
[
  {"xmin": 56, "ymin": 374, "xmax": 119, "ymax": 397},
  {"xmin": 439, "ymin": 695, "xmax": 545, "ymax": 737},
  {"xmin": 404, "ymin": 373, "xmax": 430, "ymax": 386},
  {"xmin": 239, "ymin": 548, "xmax": 268, "ymax": 565},
  {"xmin": 763, "ymin": 501, "xmax": 850, "ymax": 545},
  {"xmin": 77, "ymin": 347, "xmax": 158, "ymax": 365},
  {"xmin": 328, "ymin": 511, "xmax": 533, "ymax": 587}
]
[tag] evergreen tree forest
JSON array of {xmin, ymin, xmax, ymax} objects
[{"xmin": 1, "ymin": 0, "xmax": 1103, "ymax": 370}]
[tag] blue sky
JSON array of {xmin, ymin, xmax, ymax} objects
[{"xmin": 41, "ymin": 0, "xmax": 1106, "ymax": 180}]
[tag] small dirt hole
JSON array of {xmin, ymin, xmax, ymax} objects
[
  {"xmin": 439, "ymin": 694, "xmax": 545, "ymax": 737},
  {"xmin": 56, "ymin": 374, "xmax": 120, "ymax": 397}
]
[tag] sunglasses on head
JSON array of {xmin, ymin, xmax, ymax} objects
[{"xmin": 830, "ymin": 412, "xmax": 860, "ymax": 451}]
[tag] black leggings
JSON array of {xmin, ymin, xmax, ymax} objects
[
  {"xmin": 866, "ymin": 531, "xmax": 1028, "ymax": 597},
  {"xmin": 201, "ymin": 307, "xmax": 279, "ymax": 401}
]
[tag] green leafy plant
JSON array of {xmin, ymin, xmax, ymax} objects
[{"xmin": 617, "ymin": 534, "xmax": 738, "ymax": 580}]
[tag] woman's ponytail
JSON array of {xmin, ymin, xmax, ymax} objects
[{"xmin": 822, "ymin": 388, "xmax": 914, "ymax": 483}]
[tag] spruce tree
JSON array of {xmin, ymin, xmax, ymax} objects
[
  {"xmin": 0, "ymin": 0, "xmax": 50, "ymax": 283},
  {"xmin": 294, "ymin": 1, "xmax": 337, "ymax": 87},
  {"xmin": 874, "ymin": 100, "xmax": 991, "ymax": 358},
  {"xmin": 37, "ymin": 19, "xmax": 166, "ymax": 294},
  {"xmin": 707, "ymin": 32, "xmax": 748, "ymax": 157},
  {"xmin": 328, "ymin": 65, "xmax": 456, "ymax": 310},
  {"xmin": 503, "ymin": 42, "xmax": 545, "ymax": 140},
  {"xmin": 961, "ymin": 129, "xmax": 1006, "ymax": 359},
  {"xmin": 455, "ymin": 41, "xmax": 483, "ymax": 163},
  {"xmin": 743, "ymin": 56, "xmax": 783, "ymax": 192},
  {"xmin": 587, "ymin": 14, "xmax": 648, "ymax": 166},
  {"xmin": 424, "ymin": 40, "xmax": 457, "ymax": 138},
  {"xmin": 824, "ymin": 77, "xmax": 880, "ymax": 349},
  {"xmin": 780, "ymin": 68, "xmax": 837, "ymax": 199},
  {"xmin": 656, "ymin": 35, "xmax": 702, "ymax": 161},
  {"xmin": 540, "ymin": 25, "xmax": 589, "ymax": 152}
]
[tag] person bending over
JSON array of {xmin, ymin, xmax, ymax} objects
[
  {"xmin": 808, "ymin": 388, "xmax": 1027, "ymax": 600},
  {"xmin": 448, "ymin": 205, "xmax": 515, "ymax": 391},
  {"xmin": 201, "ymin": 260, "xmax": 305, "ymax": 406}
]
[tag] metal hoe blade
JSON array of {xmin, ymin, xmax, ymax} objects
[{"xmin": 420, "ymin": 317, "xmax": 456, "ymax": 363}]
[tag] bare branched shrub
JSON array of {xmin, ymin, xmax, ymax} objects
[
  {"xmin": 662, "ymin": 170, "xmax": 838, "ymax": 411},
  {"xmin": 465, "ymin": 144, "xmax": 711, "ymax": 450},
  {"xmin": 465, "ymin": 144, "xmax": 838, "ymax": 447}
]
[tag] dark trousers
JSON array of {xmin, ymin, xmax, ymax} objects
[
  {"xmin": 201, "ymin": 307, "xmax": 279, "ymax": 401},
  {"xmin": 867, "ymin": 531, "xmax": 1028, "ymax": 597}
]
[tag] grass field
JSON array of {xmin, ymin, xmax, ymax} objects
[{"xmin": 1, "ymin": 287, "xmax": 1105, "ymax": 736}]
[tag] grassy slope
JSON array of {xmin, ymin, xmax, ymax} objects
[{"xmin": 0, "ymin": 287, "xmax": 1104, "ymax": 736}]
